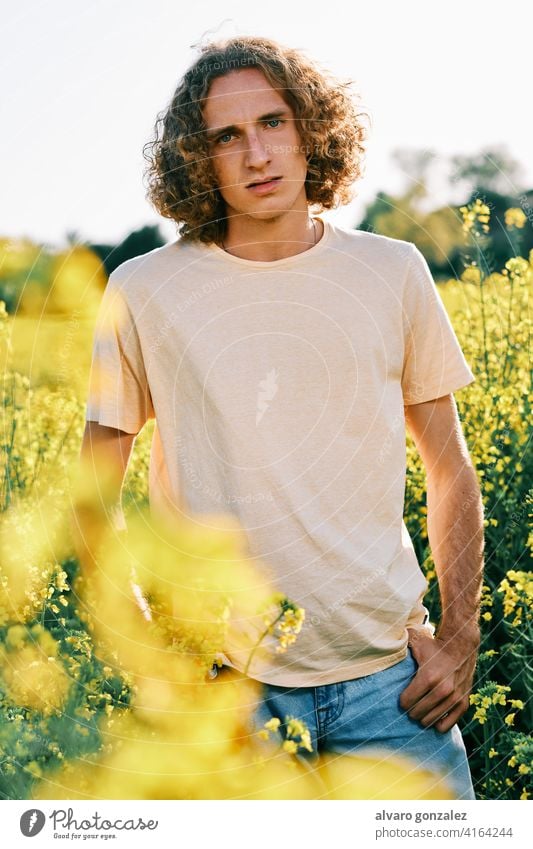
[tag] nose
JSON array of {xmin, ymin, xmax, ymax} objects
[{"xmin": 244, "ymin": 130, "xmax": 270, "ymax": 170}]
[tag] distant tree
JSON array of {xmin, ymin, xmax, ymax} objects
[
  {"xmin": 449, "ymin": 145, "xmax": 524, "ymax": 196},
  {"xmin": 357, "ymin": 146, "xmax": 532, "ymax": 280},
  {"xmin": 65, "ymin": 229, "xmax": 84, "ymax": 247},
  {"xmin": 447, "ymin": 187, "xmax": 533, "ymax": 277},
  {"xmin": 89, "ymin": 225, "xmax": 166, "ymax": 277}
]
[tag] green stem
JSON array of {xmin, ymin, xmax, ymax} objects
[
  {"xmin": 460, "ymin": 230, "xmax": 490, "ymax": 392},
  {"xmin": 483, "ymin": 716, "xmax": 493, "ymax": 787},
  {"xmin": 2, "ymin": 376, "xmax": 17, "ymax": 512},
  {"xmin": 477, "ymin": 261, "xmax": 490, "ymax": 384},
  {"xmin": 243, "ymin": 609, "xmax": 285, "ymax": 676},
  {"xmin": 501, "ymin": 275, "xmax": 515, "ymax": 385},
  {"xmin": 526, "ymin": 620, "xmax": 533, "ymax": 732}
]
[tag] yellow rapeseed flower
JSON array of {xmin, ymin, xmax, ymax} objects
[
  {"xmin": 459, "ymin": 199, "xmax": 491, "ymax": 234},
  {"xmin": 0, "ymin": 636, "xmax": 69, "ymax": 715},
  {"xmin": 461, "ymin": 266, "xmax": 482, "ymax": 285},
  {"xmin": 504, "ymin": 207, "xmax": 527, "ymax": 229},
  {"xmin": 492, "ymin": 690, "xmax": 510, "ymax": 706},
  {"xmin": 473, "ymin": 707, "xmax": 487, "ymax": 724},
  {"xmin": 505, "ymin": 257, "xmax": 529, "ymax": 277},
  {"xmin": 299, "ymin": 731, "xmax": 313, "ymax": 752},
  {"xmin": 286, "ymin": 718, "xmax": 306, "ymax": 737}
]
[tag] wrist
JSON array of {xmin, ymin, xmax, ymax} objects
[{"xmin": 436, "ymin": 620, "xmax": 481, "ymax": 648}]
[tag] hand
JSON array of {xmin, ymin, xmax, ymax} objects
[{"xmin": 399, "ymin": 627, "xmax": 479, "ymax": 734}]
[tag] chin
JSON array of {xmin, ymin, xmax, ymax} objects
[
  {"xmin": 243, "ymin": 199, "xmax": 303, "ymax": 221},
  {"xmin": 246, "ymin": 208, "xmax": 287, "ymax": 220}
]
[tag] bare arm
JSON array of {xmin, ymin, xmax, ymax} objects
[
  {"xmin": 399, "ymin": 392, "xmax": 484, "ymax": 732},
  {"xmin": 80, "ymin": 421, "xmax": 137, "ymax": 485},
  {"xmin": 71, "ymin": 422, "xmax": 138, "ymax": 567},
  {"xmin": 404, "ymin": 392, "xmax": 484, "ymax": 644}
]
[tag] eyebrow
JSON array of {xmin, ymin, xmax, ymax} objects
[{"xmin": 205, "ymin": 109, "xmax": 291, "ymax": 141}]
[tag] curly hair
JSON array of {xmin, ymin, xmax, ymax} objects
[{"xmin": 143, "ymin": 35, "xmax": 371, "ymax": 245}]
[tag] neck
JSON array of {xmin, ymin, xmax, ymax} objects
[{"xmin": 220, "ymin": 208, "xmax": 323, "ymax": 262}]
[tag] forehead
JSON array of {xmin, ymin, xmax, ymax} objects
[{"xmin": 202, "ymin": 67, "xmax": 292, "ymax": 128}]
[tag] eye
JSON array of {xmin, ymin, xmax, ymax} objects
[
  {"xmin": 216, "ymin": 132, "xmax": 234, "ymax": 145},
  {"xmin": 266, "ymin": 118, "xmax": 283, "ymax": 128}
]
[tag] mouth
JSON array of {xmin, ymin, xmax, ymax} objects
[{"xmin": 246, "ymin": 177, "xmax": 282, "ymax": 194}]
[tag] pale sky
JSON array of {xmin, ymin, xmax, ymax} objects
[{"xmin": 3, "ymin": 0, "xmax": 531, "ymax": 248}]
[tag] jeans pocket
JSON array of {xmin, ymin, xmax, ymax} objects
[{"xmin": 406, "ymin": 645, "xmax": 418, "ymax": 667}]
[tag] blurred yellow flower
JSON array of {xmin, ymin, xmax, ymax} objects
[
  {"xmin": 459, "ymin": 200, "xmax": 491, "ymax": 234},
  {"xmin": 504, "ymin": 207, "xmax": 527, "ymax": 229},
  {"xmin": 0, "ymin": 626, "xmax": 69, "ymax": 715},
  {"xmin": 505, "ymin": 257, "xmax": 529, "ymax": 277},
  {"xmin": 461, "ymin": 265, "xmax": 481, "ymax": 285},
  {"xmin": 0, "ymin": 237, "xmax": 41, "ymax": 276}
]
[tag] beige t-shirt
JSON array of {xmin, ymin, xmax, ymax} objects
[{"xmin": 85, "ymin": 219, "xmax": 475, "ymax": 686}]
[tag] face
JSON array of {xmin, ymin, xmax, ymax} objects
[{"xmin": 202, "ymin": 68, "xmax": 310, "ymax": 223}]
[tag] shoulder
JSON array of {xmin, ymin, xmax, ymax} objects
[
  {"xmin": 105, "ymin": 238, "xmax": 207, "ymax": 297},
  {"xmin": 328, "ymin": 222, "xmax": 415, "ymax": 270}
]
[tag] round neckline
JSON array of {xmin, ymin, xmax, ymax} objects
[{"xmin": 206, "ymin": 217, "xmax": 331, "ymax": 268}]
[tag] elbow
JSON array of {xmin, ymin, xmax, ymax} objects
[{"xmin": 428, "ymin": 455, "xmax": 482, "ymax": 503}]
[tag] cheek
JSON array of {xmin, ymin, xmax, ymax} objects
[
  {"xmin": 282, "ymin": 128, "xmax": 308, "ymax": 171},
  {"xmin": 210, "ymin": 152, "xmax": 238, "ymax": 196},
  {"xmin": 211, "ymin": 152, "xmax": 228, "ymax": 181},
  {"xmin": 290, "ymin": 147, "xmax": 309, "ymax": 178}
]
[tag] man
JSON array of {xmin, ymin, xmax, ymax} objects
[{"xmin": 81, "ymin": 36, "xmax": 484, "ymax": 799}]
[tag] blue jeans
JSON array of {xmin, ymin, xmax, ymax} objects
[{"xmin": 244, "ymin": 647, "xmax": 475, "ymax": 800}]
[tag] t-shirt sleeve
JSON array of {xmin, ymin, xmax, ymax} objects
[
  {"xmin": 85, "ymin": 270, "xmax": 155, "ymax": 434},
  {"xmin": 401, "ymin": 243, "xmax": 475, "ymax": 405}
]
